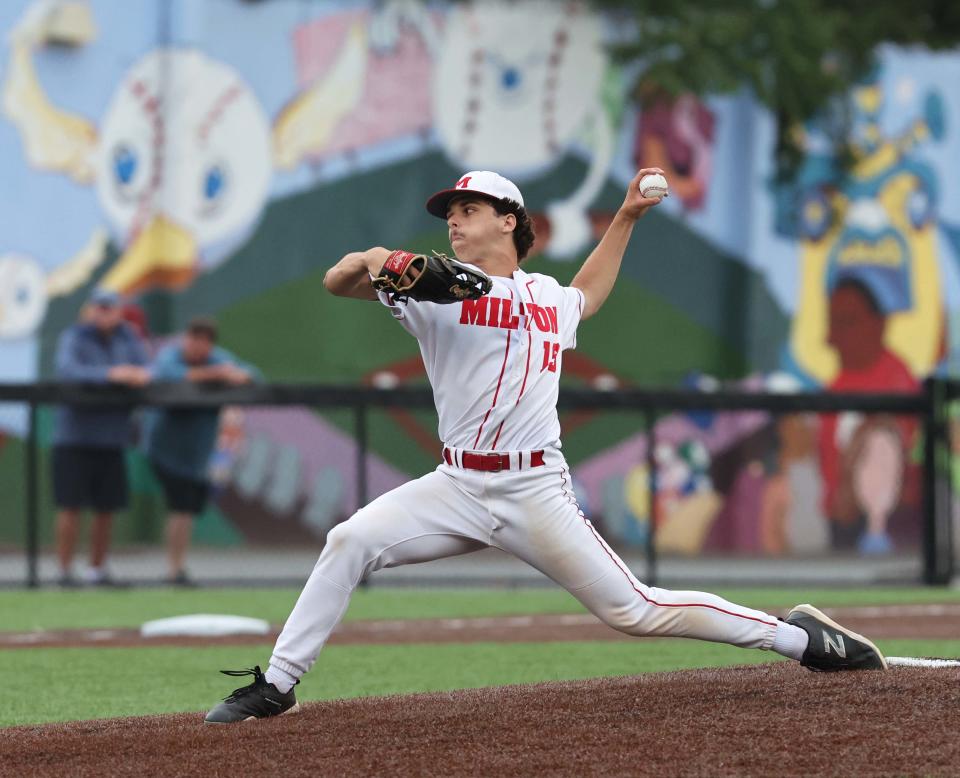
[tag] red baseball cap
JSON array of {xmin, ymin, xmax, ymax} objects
[{"xmin": 425, "ymin": 171, "xmax": 525, "ymax": 219}]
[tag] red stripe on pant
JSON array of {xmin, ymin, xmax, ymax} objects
[{"xmin": 558, "ymin": 468, "xmax": 776, "ymax": 628}]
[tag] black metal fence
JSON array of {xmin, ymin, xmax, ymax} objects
[{"xmin": 0, "ymin": 379, "xmax": 952, "ymax": 588}]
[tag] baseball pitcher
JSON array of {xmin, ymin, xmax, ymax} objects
[{"xmin": 205, "ymin": 169, "xmax": 887, "ymax": 723}]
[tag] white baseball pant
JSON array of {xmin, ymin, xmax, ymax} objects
[{"xmin": 269, "ymin": 447, "xmax": 779, "ymax": 680}]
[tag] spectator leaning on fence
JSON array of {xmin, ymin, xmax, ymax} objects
[
  {"xmin": 52, "ymin": 288, "xmax": 150, "ymax": 587},
  {"xmin": 144, "ymin": 317, "xmax": 259, "ymax": 586}
]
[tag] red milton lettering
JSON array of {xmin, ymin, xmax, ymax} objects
[
  {"xmin": 499, "ymin": 299, "xmax": 520, "ymax": 329},
  {"xmin": 529, "ymin": 304, "xmax": 550, "ymax": 333},
  {"xmin": 460, "ymin": 297, "xmax": 489, "ymax": 326},
  {"xmin": 459, "ymin": 298, "xmax": 551, "ymax": 332}
]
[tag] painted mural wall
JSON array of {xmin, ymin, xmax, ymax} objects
[{"xmin": 2, "ymin": 0, "xmax": 959, "ymax": 559}]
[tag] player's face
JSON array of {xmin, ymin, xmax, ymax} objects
[{"xmin": 446, "ymin": 198, "xmax": 511, "ymax": 262}]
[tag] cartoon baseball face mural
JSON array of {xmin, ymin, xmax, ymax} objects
[
  {"xmin": 431, "ymin": 1, "xmax": 605, "ymax": 174},
  {"xmin": 94, "ymin": 50, "xmax": 273, "ymax": 294},
  {"xmin": 3, "ymin": 1, "xmax": 366, "ymax": 301},
  {"xmin": 409, "ymin": 0, "xmax": 615, "ymax": 258},
  {"xmin": 0, "ymin": 254, "xmax": 47, "ymax": 339},
  {"xmin": 0, "ymin": 232, "xmax": 108, "ymax": 341}
]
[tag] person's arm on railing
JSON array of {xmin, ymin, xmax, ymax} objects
[
  {"xmin": 55, "ymin": 327, "xmax": 148, "ymax": 385},
  {"xmin": 323, "ymin": 247, "xmax": 392, "ymax": 300},
  {"xmin": 150, "ymin": 345, "xmax": 257, "ymax": 386}
]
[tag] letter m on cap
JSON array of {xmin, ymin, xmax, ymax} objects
[
  {"xmin": 456, "ymin": 175, "xmax": 472, "ymax": 189},
  {"xmin": 822, "ymin": 630, "xmax": 846, "ymax": 657}
]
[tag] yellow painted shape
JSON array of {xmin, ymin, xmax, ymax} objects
[
  {"xmin": 624, "ymin": 464, "xmax": 650, "ymax": 522},
  {"xmin": 273, "ymin": 23, "xmax": 368, "ymax": 170},
  {"xmin": 790, "ymin": 170, "xmax": 943, "ymax": 382},
  {"xmin": 881, "ymin": 172, "xmax": 942, "ymax": 375},
  {"xmin": 854, "ymin": 85, "xmax": 882, "ymax": 114},
  {"xmin": 100, "ymin": 215, "xmax": 197, "ymax": 294},
  {"xmin": 46, "ymin": 228, "xmax": 109, "ymax": 298},
  {"xmin": 2, "ymin": 41, "xmax": 97, "ymax": 184},
  {"xmin": 790, "ymin": 191, "xmax": 845, "ymax": 384},
  {"xmin": 655, "ymin": 491, "xmax": 723, "ymax": 555}
]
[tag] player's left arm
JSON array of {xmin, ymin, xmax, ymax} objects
[{"xmin": 571, "ymin": 168, "xmax": 665, "ymax": 321}]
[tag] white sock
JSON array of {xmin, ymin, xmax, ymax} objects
[
  {"xmin": 771, "ymin": 621, "xmax": 809, "ymax": 661},
  {"xmin": 265, "ymin": 664, "xmax": 298, "ymax": 694}
]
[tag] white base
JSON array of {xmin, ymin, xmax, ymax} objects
[{"xmin": 140, "ymin": 614, "xmax": 270, "ymax": 638}]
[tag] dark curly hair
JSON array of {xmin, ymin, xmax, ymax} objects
[{"xmin": 492, "ymin": 198, "xmax": 536, "ymax": 261}]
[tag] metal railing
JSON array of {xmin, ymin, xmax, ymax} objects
[{"xmin": 0, "ymin": 380, "xmax": 950, "ymax": 587}]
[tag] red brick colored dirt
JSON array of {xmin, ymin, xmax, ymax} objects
[{"xmin": 4, "ymin": 664, "xmax": 959, "ymax": 777}]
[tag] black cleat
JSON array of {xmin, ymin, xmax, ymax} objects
[
  {"xmin": 204, "ymin": 665, "xmax": 299, "ymax": 724},
  {"xmin": 786, "ymin": 604, "xmax": 888, "ymax": 672}
]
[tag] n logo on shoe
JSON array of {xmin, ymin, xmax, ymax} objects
[{"xmin": 822, "ymin": 630, "xmax": 846, "ymax": 657}]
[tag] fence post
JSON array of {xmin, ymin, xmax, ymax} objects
[
  {"xmin": 354, "ymin": 400, "xmax": 369, "ymax": 511},
  {"xmin": 26, "ymin": 401, "xmax": 39, "ymax": 588},
  {"xmin": 645, "ymin": 406, "xmax": 658, "ymax": 587},
  {"xmin": 922, "ymin": 378, "xmax": 952, "ymax": 585},
  {"xmin": 354, "ymin": 398, "xmax": 370, "ymax": 588},
  {"xmin": 945, "ymin": 380, "xmax": 956, "ymax": 584}
]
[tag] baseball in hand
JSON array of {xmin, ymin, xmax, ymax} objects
[{"xmin": 638, "ymin": 173, "xmax": 669, "ymax": 199}]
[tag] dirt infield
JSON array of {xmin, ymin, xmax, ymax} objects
[
  {"xmin": 5, "ymin": 663, "xmax": 960, "ymax": 777},
  {"xmin": 3, "ymin": 603, "xmax": 960, "ymax": 649}
]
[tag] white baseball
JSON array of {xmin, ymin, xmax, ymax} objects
[{"xmin": 638, "ymin": 173, "xmax": 669, "ymax": 199}]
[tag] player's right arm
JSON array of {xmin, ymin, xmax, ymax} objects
[{"xmin": 323, "ymin": 247, "xmax": 392, "ymax": 300}]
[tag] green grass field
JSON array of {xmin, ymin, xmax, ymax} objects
[{"xmin": 4, "ymin": 586, "xmax": 960, "ymax": 728}]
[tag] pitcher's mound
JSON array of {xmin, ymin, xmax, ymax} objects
[{"xmin": 7, "ymin": 663, "xmax": 960, "ymax": 777}]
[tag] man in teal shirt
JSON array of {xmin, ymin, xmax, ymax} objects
[{"xmin": 145, "ymin": 317, "xmax": 259, "ymax": 585}]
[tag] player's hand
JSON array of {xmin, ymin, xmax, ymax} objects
[{"xmin": 619, "ymin": 167, "xmax": 667, "ymax": 222}]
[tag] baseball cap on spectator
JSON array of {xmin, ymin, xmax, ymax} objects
[
  {"xmin": 426, "ymin": 171, "xmax": 525, "ymax": 219},
  {"xmin": 89, "ymin": 288, "xmax": 121, "ymax": 307}
]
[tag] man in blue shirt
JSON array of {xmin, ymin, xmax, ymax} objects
[
  {"xmin": 53, "ymin": 288, "xmax": 150, "ymax": 586},
  {"xmin": 144, "ymin": 317, "xmax": 258, "ymax": 585}
]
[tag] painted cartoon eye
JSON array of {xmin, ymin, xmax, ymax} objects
[
  {"xmin": 199, "ymin": 162, "xmax": 229, "ymax": 217},
  {"xmin": 907, "ymin": 178, "xmax": 934, "ymax": 230},
  {"xmin": 799, "ymin": 188, "xmax": 833, "ymax": 241},
  {"xmin": 204, "ymin": 164, "xmax": 226, "ymax": 200},
  {"xmin": 111, "ymin": 144, "xmax": 143, "ymax": 203},
  {"xmin": 501, "ymin": 66, "xmax": 521, "ymax": 90},
  {"xmin": 113, "ymin": 145, "xmax": 138, "ymax": 186}
]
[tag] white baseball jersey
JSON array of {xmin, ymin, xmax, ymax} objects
[{"xmin": 379, "ymin": 267, "xmax": 585, "ymax": 452}]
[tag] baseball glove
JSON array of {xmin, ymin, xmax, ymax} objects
[{"xmin": 371, "ymin": 250, "xmax": 492, "ymax": 304}]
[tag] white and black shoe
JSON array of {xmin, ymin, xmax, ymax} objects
[
  {"xmin": 786, "ymin": 604, "xmax": 888, "ymax": 672},
  {"xmin": 204, "ymin": 665, "xmax": 300, "ymax": 723}
]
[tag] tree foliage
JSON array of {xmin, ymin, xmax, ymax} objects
[{"xmin": 589, "ymin": 0, "xmax": 960, "ymax": 177}]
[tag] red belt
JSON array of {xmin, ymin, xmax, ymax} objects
[{"xmin": 443, "ymin": 448, "xmax": 545, "ymax": 472}]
